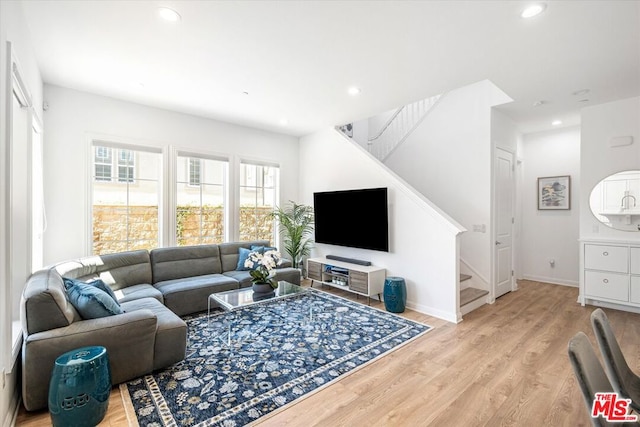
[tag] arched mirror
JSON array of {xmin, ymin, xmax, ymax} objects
[{"xmin": 589, "ymin": 170, "xmax": 640, "ymax": 231}]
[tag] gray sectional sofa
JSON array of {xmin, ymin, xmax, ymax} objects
[{"xmin": 21, "ymin": 240, "xmax": 300, "ymax": 411}]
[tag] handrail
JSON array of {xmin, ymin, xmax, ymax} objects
[
  {"xmin": 367, "ymin": 105, "xmax": 405, "ymax": 143},
  {"xmin": 380, "ymin": 92, "xmax": 446, "ymax": 161}
]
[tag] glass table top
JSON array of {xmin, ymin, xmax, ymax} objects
[{"xmin": 210, "ymin": 281, "xmax": 307, "ymax": 311}]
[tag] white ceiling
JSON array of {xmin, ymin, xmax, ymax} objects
[{"xmin": 20, "ymin": 0, "xmax": 640, "ymax": 137}]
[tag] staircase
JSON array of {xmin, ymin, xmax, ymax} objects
[
  {"xmin": 460, "ymin": 273, "xmax": 489, "ymax": 315},
  {"xmin": 366, "ymin": 94, "xmax": 442, "ymax": 162}
]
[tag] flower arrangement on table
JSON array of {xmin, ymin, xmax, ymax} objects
[{"xmin": 244, "ymin": 250, "xmax": 282, "ymax": 290}]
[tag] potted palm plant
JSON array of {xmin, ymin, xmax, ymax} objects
[{"xmin": 269, "ymin": 201, "xmax": 314, "ymax": 270}]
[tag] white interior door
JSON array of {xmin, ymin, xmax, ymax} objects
[{"xmin": 494, "ymin": 148, "xmax": 514, "ymax": 298}]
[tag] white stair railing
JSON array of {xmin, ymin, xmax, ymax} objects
[{"xmin": 367, "ymin": 94, "xmax": 443, "ymax": 161}]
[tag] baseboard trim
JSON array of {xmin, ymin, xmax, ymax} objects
[
  {"xmin": 3, "ymin": 395, "xmax": 20, "ymax": 427},
  {"xmin": 405, "ymin": 301, "xmax": 459, "ymax": 324},
  {"xmin": 521, "ymin": 275, "xmax": 578, "ymax": 287}
]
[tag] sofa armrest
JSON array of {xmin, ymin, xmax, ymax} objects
[
  {"xmin": 279, "ymin": 258, "xmax": 293, "ymax": 268},
  {"xmin": 22, "ymin": 309, "xmax": 158, "ymax": 411}
]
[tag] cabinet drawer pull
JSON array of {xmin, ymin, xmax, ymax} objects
[
  {"xmin": 603, "ymin": 279, "xmax": 609, "ymax": 284},
  {"xmin": 603, "ymin": 251, "xmax": 609, "ymax": 256}
]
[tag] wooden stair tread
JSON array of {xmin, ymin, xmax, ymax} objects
[
  {"xmin": 460, "ymin": 287, "xmax": 489, "ymax": 306},
  {"xmin": 460, "ymin": 273, "xmax": 472, "ymax": 282}
]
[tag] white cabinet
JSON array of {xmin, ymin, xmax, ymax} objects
[
  {"xmin": 584, "ymin": 270, "xmax": 629, "ymax": 302},
  {"xmin": 306, "ymin": 257, "xmax": 386, "ymax": 303},
  {"xmin": 580, "ymin": 240, "xmax": 640, "ymax": 312},
  {"xmin": 584, "ymin": 244, "xmax": 628, "ymax": 272},
  {"xmin": 631, "ymin": 247, "xmax": 640, "ymax": 274}
]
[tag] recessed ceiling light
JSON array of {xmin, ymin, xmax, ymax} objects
[
  {"xmin": 279, "ymin": 119, "xmax": 289, "ymax": 126},
  {"xmin": 521, "ymin": 3, "xmax": 546, "ymax": 18},
  {"xmin": 242, "ymin": 91, "xmax": 249, "ymax": 96},
  {"xmin": 552, "ymin": 120, "xmax": 562, "ymax": 126},
  {"xmin": 347, "ymin": 87, "xmax": 361, "ymax": 96},
  {"xmin": 157, "ymin": 7, "xmax": 181, "ymax": 22},
  {"xmin": 572, "ymin": 89, "xmax": 590, "ymax": 96}
]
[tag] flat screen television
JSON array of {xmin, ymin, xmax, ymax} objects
[{"xmin": 313, "ymin": 187, "xmax": 389, "ymax": 252}]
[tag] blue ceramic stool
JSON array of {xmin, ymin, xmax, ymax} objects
[
  {"xmin": 384, "ymin": 277, "xmax": 407, "ymax": 313},
  {"xmin": 48, "ymin": 346, "xmax": 111, "ymax": 427}
]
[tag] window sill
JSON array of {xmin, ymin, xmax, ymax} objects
[{"xmin": 9, "ymin": 320, "xmax": 22, "ymax": 373}]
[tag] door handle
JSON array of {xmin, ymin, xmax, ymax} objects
[{"xmin": 495, "ymin": 241, "xmax": 502, "ymax": 246}]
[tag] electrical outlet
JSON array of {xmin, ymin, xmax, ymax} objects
[{"xmin": 472, "ymin": 224, "xmax": 486, "ymax": 233}]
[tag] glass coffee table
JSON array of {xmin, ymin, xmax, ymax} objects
[{"xmin": 207, "ymin": 281, "xmax": 307, "ymax": 345}]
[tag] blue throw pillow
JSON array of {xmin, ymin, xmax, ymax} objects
[
  {"xmin": 87, "ymin": 278, "xmax": 119, "ymax": 305},
  {"xmin": 63, "ymin": 278, "xmax": 123, "ymax": 319},
  {"xmin": 237, "ymin": 247, "xmax": 264, "ymax": 271},
  {"xmin": 237, "ymin": 247, "xmax": 252, "ymax": 271},
  {"xmin": 63, "ymin": 277, "xmax": 120, "ymax": 306},
  {"xmin": 250, "ymin": 245, "xmax": 277, "ymax": 254}
]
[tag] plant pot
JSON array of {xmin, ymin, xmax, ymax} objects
[{"xmin": 252, "ymin": 282, "xmax": 275, "ymax": 294}]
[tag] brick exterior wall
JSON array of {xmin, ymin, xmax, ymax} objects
[{"xmin": 93, "ymin": 205, "xmax": 274, "ymax": 254}]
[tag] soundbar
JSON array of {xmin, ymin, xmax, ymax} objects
[{"xmin": 326, "ymin": 255, "xmax": 372, "ymax": 266}]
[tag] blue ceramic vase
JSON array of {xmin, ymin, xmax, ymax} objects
[
  {"xmin": 48, "ymin": 346, "xmax": 111, "ymax": 427},
  {"xmin": 384, "ymin": 277, "xmax": 407, "ymax": 313}
]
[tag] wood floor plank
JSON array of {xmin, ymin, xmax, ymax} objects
[{"xmin": 16, "ymin": 279, "xmax": 640, "ymax": 426}]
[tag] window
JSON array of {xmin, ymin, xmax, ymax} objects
[
  {"xmin": 188, "ymin": 158, "xmax": 201, "ymax": 186},
  {"xmin": 93, "ymin": 146, "xmax": 135, "ymax": 182},
  {"xmin": 239, "ymin": 162, "xmax": 279, "ymax": 242},
  {"xmin": 176, "ymin": 154, "xmax": 227, "ymax": 245},
  {"xmin": 118, "ymin": 149, "xmax": 134, "ymax": 182},
  {"xmin": 91, "ymin": 143, "xmax": 161, "ymax": 254},
  {"xmin": 94, "ymin": 147, "xmax": 112, "ymax": 181},
  {"xmin": 31, "ymin": 121, "xmax": 44, "ymax": 272}
]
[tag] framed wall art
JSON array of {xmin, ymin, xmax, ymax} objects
[{"xmin": 538, "ymin": 175, "xmax": 571, "ymax": 210}]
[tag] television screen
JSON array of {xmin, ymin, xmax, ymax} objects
[{"xmin": 313, "ymin": 187, "xmax": 389, "ymax": 252}]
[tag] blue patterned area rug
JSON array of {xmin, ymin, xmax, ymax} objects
[{"xmin": 122, "ymin": 289, "xmax": 431, "ymax": 426}]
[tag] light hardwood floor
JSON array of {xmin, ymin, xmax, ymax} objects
[{"xmin": 16, "ymin": 279, "xmax": 640, "ymax": 426}]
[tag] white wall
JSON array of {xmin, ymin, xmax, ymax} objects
[
  {"xmin": 492, "ymin": 109, "xmax": 519, "ymax": 153},
  {"xmin": 383, "ymin": 80, "xmax": 511, "ymax": 287},
  {"xmin": 521, "ymin": 126, "xmax": 581, "ymax": 286},
  {"xmin": 580, "ymin": 97, "xmax": 640, "ymax": 240},
  {"xmin": 299, "ymin": 128, "xmax": 464, "ymax": 322},
  {"xmin": 42, "ymin": 85, "xmax": 300, "ymax": 264},
  {"xmin": 0, "ymin": 1, "xmax": 44, "ymax": 424}
]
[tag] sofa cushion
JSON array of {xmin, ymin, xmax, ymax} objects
[
  {"xmin": 64, "ymin": 279, "xmax": 124, "ymax": 319},
  {"xmin": 120, "ymin": 297, "xmax": 187, "ymax": 370},
  {"xmin": 154, "ymin": 274, "xmax": 238, "ymax": 316},
  {"xmin": 222, "ymin": 270, "xmax": 254, "ymax": 288},
  {"xmin": 21, "ymin": 269, "xmax": 79, "ymax": 335},
  {"xmin": 150, "ymin": 245, "xmax": 222, "ymax": 283},
  {"xmin": 114, "ymin": 283, "xmax": 163, "ymax": 304},
  {"xmin": 55, "ymin": 250, "xmax": 152, "ymax": 291}
]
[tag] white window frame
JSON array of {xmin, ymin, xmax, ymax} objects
[
  {"xmin": 93, "ymin": 146, "xmax": 136, "ymax": 183},
  {"xmin": 89, "ymin": 139, "xmax": 162, "ymax": 254},
  {"xmin": 188, "ymin": 157, "xmax": 201, "ymax": 187},
  {"xmin": 94, "ymin": 146, "xmax": 112, "ymax": 182},
  {"xmin": 238, "ymin": 159, "xmax": 280, "ymax": 242},
  {"xmin": 174, "ymin": 150, "xmax": 229, "ymax": 245}
]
